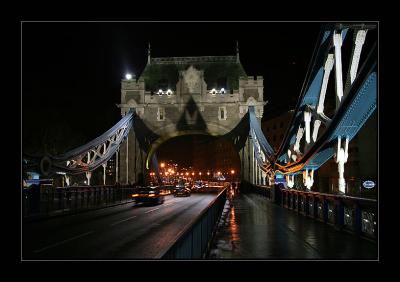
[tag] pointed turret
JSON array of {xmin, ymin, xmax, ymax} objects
[
  {"xmin": 236, "ymin": 40, "xmax": 240, "ymax": 63},
  {"xmin": 147, "ymin": 42, "xmax": 151, "ymax": 65}
]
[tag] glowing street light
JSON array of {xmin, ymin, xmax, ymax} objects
[
  {"xmin": 160, "ymin": 163, "xmax": 165, "ymax": 168},
  {"xmin": 192, "ymin": 172, "xmax": 195, "ymax": 176},
  {"xmin": 217, "ymin": 171, "xmax": 221, "ymax": 176},
  {"xmin": 207, "ymin": 172, "xmax": 210, "ymax": 176},
  {"xmin": 231, "ymin": 170, "xmax": 235, "ymax": 174},
  {"xmin": 125, "ymin": 73, "xmax": 132, "ymax": 80}
]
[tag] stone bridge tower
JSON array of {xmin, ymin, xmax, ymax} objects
[{"xmin": 117, "ymin": 46, "xmax": 266, "ymax": 185}]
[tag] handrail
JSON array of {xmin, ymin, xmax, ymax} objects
[{"xmin": 280, "ymin": 188, "xmax": 377, "ymax": 203}]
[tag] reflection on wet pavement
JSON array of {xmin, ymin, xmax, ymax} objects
[{"xmin": 209, "ymin": 192, "xmax": 377, "ymax": 259}]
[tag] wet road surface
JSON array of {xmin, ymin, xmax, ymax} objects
[
  {"xmin": 23, "ymin": 193, "xmax": 218, "ymax": 259},
  {"xmin": 209, "ymin": 193, "xmax": 377, "ymax": 259}
]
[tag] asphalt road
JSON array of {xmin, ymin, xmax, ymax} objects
[{"xmin": 23, "ymin": 193, "xmax": 219, "ymax": 260}]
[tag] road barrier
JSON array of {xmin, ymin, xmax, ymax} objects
[
  {"xmin": 22, "ymin": 184, "xmax": 139, "ymax": 220},
  {"xmin": 159, "ymin": 187, "xmax": 227, "ymax": 259}
]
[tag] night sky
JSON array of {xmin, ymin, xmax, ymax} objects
[{"xmin": 22, "ymin": 22, "xmax": 321, "ymax": 156}]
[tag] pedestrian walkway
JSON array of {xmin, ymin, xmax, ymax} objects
[{"xmin": 208, "ymin": 192, "xmax": 377, "ymax": 259}]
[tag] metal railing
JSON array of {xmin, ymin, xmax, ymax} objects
[
  {"xmin": 158, "ymin": 187, "xmax": 227, "ymax": 259},
  {"xmin": 247, "ymin": 184, "xmax": 377, "ymax": 241},
  {"xmin": 22, "ymin": 184, "xmax": 139, "ymax": 220},
  {"xmin": 279, "ymin": 188, "xmax": 377, "ymax": 240}
]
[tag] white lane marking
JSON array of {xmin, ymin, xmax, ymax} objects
[
  {"xmin": 163, "ymin": 203, "xmax": 174, "ymax": 207},
  {"xmin": 145, "ymin": 207, "xmax": 160, "ymax": 213},
  {"xmin": 34, "ymin": 231, "xmax": 94, "ymax": 253},
  {"xmin": 110, "ymin": 215, "xmax": 137, "ymax": 226}
]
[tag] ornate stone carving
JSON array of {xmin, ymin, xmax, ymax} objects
[{"xmin": 183, "ymin": 65, "xmax": 201, "ymax": 93}]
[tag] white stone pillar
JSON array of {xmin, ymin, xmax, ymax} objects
[
  {"xmin": 333, "ymin": 31, "xmax": 344, "ymax": 107},
  {"xmin": 312, "ymin": 120, "xmax": 322, "ymax": 142},
  {"xmin": 304, "ymin": 111, "xmax": 312, "ymax": 144},
  {"xmin": 287, "ymin": 175, "xmax": 294, "ymax": 188},
  {"xmin": 116, "ymin": 151, "xmax": 119, "ymax": 183},
  {"xmin": 317, "ymin": 54, "xmax": 334, "ymax": 114},
  {"xmin": 252, "ymin": 142, "xmax": 256, "ymax": 185},
  {"xmin": 335, "ymin": 136, "xmax": 349, "ymax": 194},
  {"xmin": 86, "ymin": 172, "xmax": 92, "ymax": 186},
  {"xmin": 126, "ymin": 135, "xmax": 129, "ymax": 184},
  {"xmin": 262, "ymin": 170, "xmax": 266, "ymax": 185},
  {"xmin": 349, "ymin": 30, "xmax": 367, "ymax": 84},
  {"xmin": 294, "ymin": 126, "xmax": 304, "ymax": 153},
  {"xmin": 102, "ymin": 162, "xmax": 107, "ymax": 186},
  {"xmin": 303, "ymin": 169, "xmax": 314, "ymax": 190},
  {"xmin": 65, "ymin": 175, "xmax": 70, "ymax": 186}
]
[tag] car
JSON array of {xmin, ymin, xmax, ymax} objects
[
  {"xmin": 192, "ymin": 180, "xmax": 205, "ymax": 191},
  {"xmin": 174, "ymin": 187, "xmax": 191, "ymax": 197},
  {"xmin": 131, "ymin": 186, "xmax": 165, "ymax": 205}
]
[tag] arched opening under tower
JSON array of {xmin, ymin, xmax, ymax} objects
[{"xmin": 147, "ymin": 134, "xmax": 241, "ymax": 186}]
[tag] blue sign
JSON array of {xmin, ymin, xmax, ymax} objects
[{"xmin": 363, "ymin": 180, "xmax": 375, "ymax": 189}]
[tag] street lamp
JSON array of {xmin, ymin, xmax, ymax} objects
[{"xmin": 160, "ymin": 163, "xmax": 165, "ymax": 168}]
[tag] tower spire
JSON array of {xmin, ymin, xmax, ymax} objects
[
  {"xmin": 147, "ymin": 42, "xmax": 151, "ymax": 65},
  {"xmin": 236, "ymin": 40, "xmax": 240, "ymax": 63}
]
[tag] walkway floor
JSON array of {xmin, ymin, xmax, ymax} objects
[{"xmin": 208, "ymin": 192, "xmax": 377, "ymax": 260}]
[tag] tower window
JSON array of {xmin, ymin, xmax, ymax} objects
[
  {"xmin": 218, "ymin": 107, "xmax": 227, "ymax": 120},
  {"xmin": 157, "ymin": 107, "xmax": 165, "ymax": 121}
]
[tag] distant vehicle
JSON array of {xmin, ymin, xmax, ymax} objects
[
  {"xmin": 174, "ymin": 180, "xmax": 185, "ymax": 191},
  {"xmin": 174, "ymin": 187, "xmax": 191, "ymax": 197},
  {"xmin": 192, "ymin": 180, "xmax": 205, "ymax": 191},
  {"xmin": 216, "ymin": 175, "xmax": 226, "ymax": 181},
  {"xmin": 132, "ymin": 186, "xmax": 165, "ymax": 205}
]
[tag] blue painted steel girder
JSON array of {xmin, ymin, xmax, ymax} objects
[
  {"xmin": 276, "ymin": 25, "xmax": 349, "ymax": 164},
  {"xmin": 275, "ymin": 41, "xmax": 377, "ymax": 174}
]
